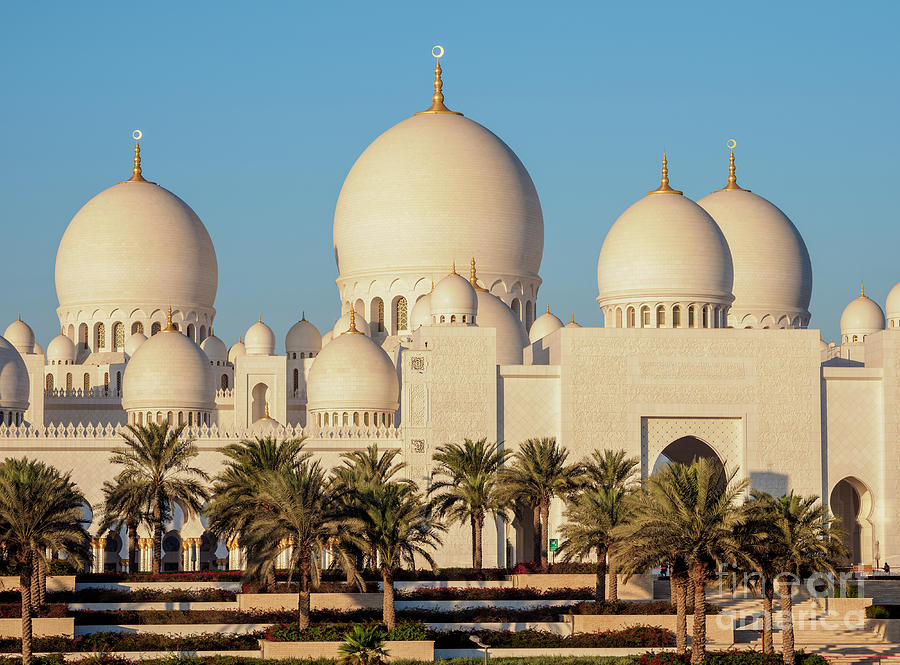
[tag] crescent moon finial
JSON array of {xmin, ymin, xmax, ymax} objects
[
  {"xmin": 432, "ymin": 45, "xmax": 444, "ymax": 59},
  {"xmin": 727, "ymin": 138, "xmax": 737, "ymax": 150},
  {"xmin": 719, "ymin": 139, "xmax": 748, "ymax": 191},
  {"xmin": 416, "ymin": 45, "xmax": 462, "ymax": 116},
  {"xmin": 133, "ymin": 129, "xmax": 143, "ymax": 141}
]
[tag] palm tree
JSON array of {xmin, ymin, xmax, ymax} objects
[
  {"xmin": 339, "ymin": 624, "xmax": 387, "ymax": 665},
  {"xmin": 99, "ymin": 478, "xmax": 149, "ymax": 573},
  {"xmin": 498, "ymin": 437, "xmax": 575, "ymax": 571},
  {"xmin": 109, "ymin": 423, "xmax": 210, "ymax": 573},
  {"xmin": 617, "ymin": 459, "xmax": 750, "ymax": 665},
  {"xmin": 558, "ymin": 485, "xmax": 632, "ymax": 601},
  {"xmin": 206, "ymin": 436, "xmax": 308, "ymax": 586},
  {"xmin": 0, "ymin": 458, "xmax": 90, "ymax": 665},
  {"xmin": 430, "ymin": 438, "xmax": 509, "ymax": 570},
  {"xmin": 763, "ymin": 491, "xmax": 845, "ymax": 665},
  {"xmin": 347, "ymin": 481, "xmax": 445, "ymax": 630},
  {"xmin": 579, "ymin": 449, "xmax": 640, "ymax": 493},
  {"xmin": 240, "ymin": 460, "xmax": 359, "ymax": 629}
]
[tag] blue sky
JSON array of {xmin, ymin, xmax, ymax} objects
[{"xmin": 1, "ymin": 1, "xmax": 897, "ymax": 346}]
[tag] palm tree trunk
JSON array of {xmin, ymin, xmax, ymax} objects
[
  {"xmin": 265, "ymin": 563, "xmax": 276, "ymax": 592},
  {"xmin": 152, "ymin": 498, "xmax": 162, "ymax": 574},
  {"xmin": 298, "ymin": 548, "xmax": 311, "ymax": 630},
  {"xmin": 762, "ymin": 579, "xmax": 774, "ymax": 655},
  {"xmin": 594, "ymin": 547, "xmax": 608, "ymax": 602},
  {"xmin": 608, "ymin": 561, "xmax": 618, "ymax": 602},
  {"xmin": 532, "ymin": 506, "xmax": 541, "ymax": 566},
  {"xmin": 128, "ymin": 521, "xmax": 138, "ymax": 573},
  {"xmin": 779, "ymin": 579, "xmax": 795, "ymax": 665},
  {"xmin": 20, "ymin": 550, "xmax": 33, "ymax": 665},
  {"xmin": 37, "ymin": 558, "xmax": 46, "ymax": 608},
  {"xmin": 29, "ymin": 557, "xmax": 39, "ymax": 614},
  {"xmin": 672, "ymin": 568, "xmax": 688, "ymax": 655},
  {"xmin": 382, "ymin": 567, "xmax": 396, "ymax": 631},
  {"xmin": 539, "ymin": 498, "xmax": 550, "ymax": 572},
  {"xmin": 473, "ymin": 512, "xmax": 484, "ymax": 570},
  {"xmin": 689, "ymin": 561, "xmax": 708, "ymax": 665}
]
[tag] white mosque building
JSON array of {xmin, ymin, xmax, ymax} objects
[{"xmin": 0, "ymin": 55, "xmax": 896, "ymax": 573}]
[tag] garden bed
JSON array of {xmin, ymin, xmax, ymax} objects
[
  {"xmin": 397, "ymin": 586, "xmax": 593, "ymax": 601},
  {"xmin": 0, "ymin": 631, "xmax": 262, "ymax": 652},
  {"xmin": 564, "ymin": 615, "xmax": 733, "ymax": 644},
  {"xmin": 0, "ymin": 617, "xmax": 74, "ymax": 638},
  {"xmin": 434, "ymin": 626, "xmax": 675, "ymax": 649}
]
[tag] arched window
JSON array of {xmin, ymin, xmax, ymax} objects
[
  {"xmin": 615, "ymin": 308, "xmax": 623, "ymax": 328},
  {"xmin": 450, "ymin": 315, "xmax": 457, "ymax": 323},
  {"xmin": 393, "ymin": 296, "xmax": 408, "ymax": 333},
  {"xmin": 526, "ymin": 301, "xmax": 535, "ymax": 329},
  {"xmin": 318, "ymin": 413, "xmax": 322, "ymax": 427},
  {"xmin": 137, "ymin": 412, "xmax": 143, "ymax": 425},
  {"xmin": 66, "ymin": 373, "xmax": 73, "ymax": 392},
  {"xmin": 627, "ymin": 307, "xmax": 635, "ymax": 328},
  {"xmin": 656, "ymin": 306, "xmax": 666, "ymax": 327},
  {"xmin": 364, "ymin": 412, "xmax": 369, "ymax": 426},
  {"xmin": 853, "ymin": 334, "xmax": 858, "ymax": 342},
  {"xmin": 104, "ymin": 372, "xmax": 109, "ymax": 394},
  {"xmin": 332, "ymin": 412, "xmax": 338, "ymax": 426},
  {"xmin": 113, "ymin": 323, "xmax": 124, "ymax": 351},
  {"xmin": 323, "ymin": 412, "xmax": 329, "ymax": 426},
  {"xmin": 512, "ymin": 299, "xmax": 521, "ymax": 319},
  {"xmin": 151, "ymin": 322, "xmax": 161, "ymax": 336},
  {"xmin": 116, "ymin": 372, "xmax": 121, "ymax": 394},
  {"xmin": 353, "ymin": 412, "xmax": 360, "ymax": 426},
  {"xmin": 187, "ymin": 324, "xmax": 195, "ymax": 340},
  {"xmin": 440, "ymin": 315, "xmax": 445, "ymax": 323},
  {"xmin": 672, "ymin": 306, "xmax": 681, "ymax": 328},
  {"xmin": 79, "ymin": 324, "xmax": 88, "ymax": 349},
  {"xmin": 702, "ymin": 307, "xmax": 709, "ymax": 328},
  {"xmin": 198, "ymin": 326, "xmax": 206, "ymax": 342},
  {"xmin": 292, "ymin": 368, "xmax": 299, "ymax": 393},
  {"xmin": 45, "ymin": 374, "xmax": 53, "ymax": 391},
  {"xmin": 178, "ymin": 412, "xmax": 184, "ymax": 426},
  {"xmin": 131, "ymin": 321, "xmax": 144, "ymax": 335},
  {"xmin": 641, "ymin": 306, "xmax": 650, "ymax": 328},
  {"xmin": 83, "ymin": 373, "xmax": 90, "ymax": 393},
  {"xmin": 221, "ymin": 374, "xmax": 229, "ymax": 390},
  {"xmin": 342, "ymin": 412, "xmax": 349, "ymax": 426},
  {"xmin": 689, "ymin": 306, "xmax": 696, "ymax": 328},
  {"xmin": 95, "ymin": 323, "xmax": 105, "ymax": 351},
  {"xmin": 188, "ymin": 412, "xmax": 193, "ymax": 426},
  {"xmin": 166, "ymin": 411, "xmax": 174, "ymax": 424}
]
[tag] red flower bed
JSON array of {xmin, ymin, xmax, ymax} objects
[
  {"xmin": 435, "ymin": 625, "xmax": 675, "ymax": 648},
  {"xmin": 77, "ymin": 571, "xmax": 243, "ymax": 583},
  {"xmin": 397, "ymin": 586, "xmax": 593, "ymax": 601},
  {"xmin": 0, "ymin": 603, "xmax": 68, "ymax": 618}
]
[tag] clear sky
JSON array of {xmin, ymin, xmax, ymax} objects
[{"xmin": 1, "ymin": 1, "xmax": 897, "ymax": 347}]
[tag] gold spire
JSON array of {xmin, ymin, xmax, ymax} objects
[
  {"xmin": 264, "ymin": 402, "xmax": 271, "ymax": 419},
  {"xmin": 301, "ymin": 311, "xmax": 306, "ymax": 321},
  {"xmin": 346, "ymin": 308, "xmax": 362, "ymax": 334},
  {"xmin": 121, "ymin": 130, "xmax": 154, "ymax": 184},
  {"xmin": 258, "ymin": 315, "xmax": 262, "ymax": 324},
  {"xmin": 416, "ymin": 46, "xmax": 463, "ymax": 116},
  {"xmin": 647, "ymin": 154, "xmax": 683, "ymax": 195},
  {"xmin": 718, "ymin": 139, "xmax": 749, "ymax": 192},
  {"xmin": 469, "ymin": 257, "xmax": 487, "ymax": 292},
  {"xmin": 546, "ymin": 304, "xmax": 550, "ymax": 314},
  {"xmin": 570, "ymin": 314, "xmax": 576, "ymax": 324},
  {"xmin": 163, "ymin": 306, "xmax": 177, "ymax": 333},
  {"xmin": 451, "ymin": 262, "xmax": 457, "ymax": 275},
  {"xmin": 17, "ymin": 313, "xmax": 21, "ymax": 321},
  {"xmin": 861, "ymin": 282, "xmax": 866, "ymax": 297}
]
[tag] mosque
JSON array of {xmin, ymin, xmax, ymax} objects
[{"xmin": 0, "ymin": 54, "xmax": 896, "ymax": 574}]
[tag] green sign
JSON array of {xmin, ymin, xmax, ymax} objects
[{"xmin": 549, "ymin": 538, "xmax": 558, "ymax": 552}]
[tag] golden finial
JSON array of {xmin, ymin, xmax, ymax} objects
[
  {"xmin": 264, "ymin": 402, "xmax": 271, "ymax": 419},
  {"xmin": 17, "ymin": 313, "xmax": 21, "ymax": 321},
  {"xmin": 647, "ymin": 153, "xmax": 683, "ymax": 195},
  {"xmin": 451, "ymin": 261, "xmax": 457, "ymax": 275},
  {"xmin": 164, "ymin": 305, "xmax": 177, "ymax": 333},
  {"xmin": 239, "ymin": 335, "xmax": 242, "ymax": 343},
  {"xmin": 718, "ymin": 139, "xmax": 749, "ymax": 192},
  {"xmin": 469, "ymin": 257, "xmax": 487, "ymax": 292},
  {"xmin": 122, "ymin": 130, "xmax": 154, "ymax": 184},
  {"xmin": 430, "ymin": 280, "xmax": 435, "ymax": 293},
  {"xmin": 258, "ymin": 315, "xmax": 262, "ymax": 324},
  {"xmin": 570, "ymin": 314, "xmax": 576, "ymax": 324},
  {"xmin": 301, "ymin": 311, "xmax": 306, "ymax": 321},
  {"xmin": 861, "ymin": 282, "xmax": 866, "ymax": 297},
  {"xmin": 346, "ymin": 307, "xmax": 362, "ymax": 334},
  {"xmin": 415, "ymin": 46, "xmax": 463, "ymax": 116},
  {"xmin": 546, "ymin": 304, "xmax": 551, "ymax": 315}
]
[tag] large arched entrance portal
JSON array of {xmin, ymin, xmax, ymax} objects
[
  {"xmin": 653, "ymin": 436, "xmax": 724, "ymax": 475},
  {"xmin": 830, "ymin": 477, "xmax": 874, "ymax": 565}
]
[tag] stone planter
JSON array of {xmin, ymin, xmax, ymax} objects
[
  {"xmin": 260, "ymin": 639, "xmax": 434, "ymax": 661},
  {"xmin": 0, "ymin": 617, "xmax": 75, "ymax": 638},
  {"xmin": 0, "ymin": 576, "xmax": 75, "ymax": 592},
  {"xmin": 563, "ymin": 613, "xmax": 734, "ymax": 644},
  {"xmin": 509, "ymin": 574, "xmax": 654, "ymax": 600},
  {"xmin": 237, "ymin": 592, "xmax": 382, "ymax": 612}
]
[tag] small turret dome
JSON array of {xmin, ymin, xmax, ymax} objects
[
  {"xmin": 4, "ymin": 318, "xmax": 35, "ymax": 355},
  {"xmin": 47, "ymin": 333, "xmax": 76, "ymax": 365},
  {"xmin": 475, "ymin": 291, "xmax": 528, "ymax": 364},
  {"xmin": 333, "ymin": 308, "xmax": 371, "ymax": 338},
  {"xmin": 286, "ymin": 314, "xmax": 322, "ymax": 356},
  {"xmin": 565, "ymin": 315, "xmax": 582, "ymax": 328},
  {"xmin": 245, "ymin": 318, "xmax": 276, "ymax": 356},
  {"xmin": 228, "ymin": 338, "xmax": 246, "ymax": 364},
  {"xmin": 431, "ymin": 269, "xmax": 477, "ymax": 324},
  {"xmin": 321, "ymin": 331, "xmax": 333, "ymax": 348},
  {"xmin": 200, "ymin": 333, "xmax": 227, "ymax": 364},
  {"xmin": 410, "ymin": 293, "xmax": 433, "ymax": 330},
  {"xmin": 33, "ymin": 342, "xmax": 44, "ymax": 357},
  {"xmin": 886, "ymin": 282, "xmax": 900, "ymax": 327},
  {"xmin": 840, "ymin": 287, "xmax": 885, "ymax": 343},
  {"xmin": 529, "ymin": 306, "xmax": 564, "ymax": 343},
  {"xmin": 124, "ymin": 332, "xmax": 147, "ymax": 359},
  {"xmin": 0, "ymin": 335, "xmax": 30, "ymax": 413}
]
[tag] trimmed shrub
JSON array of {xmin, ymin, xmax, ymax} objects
[
  {"xmin": 0, "ymin": 603, "xmax": 68, "ymax": 618},
  {"xmin": 637, "ymin": 651, "xmax": 830, "ymax": 665},
  {"xmin": 435, "ymin": 626, "xmax": 674, "ymax": 649},
  {"xmin": 397, "ymin": 586, "xmax": 593, "ymax": 601},
  {"xmin": 866, "ymin": 605, "xmax": 892, "ymax": 619},
  {"xmin": 265, "ymin": 621, "xmax": 428, "ymax": 642},
  {"xmin": 571, "ymin": 601, "xmax": 722, "ymax": 616}
]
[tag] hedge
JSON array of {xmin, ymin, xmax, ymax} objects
[
  {"xmin": 265, "ymin": 621, "xmax": 428, "ymax": 642},
  {"xmin": 0, "ymin": 631, "xmax": 263, "ymax": 653},
  {"xmin": 435, "ymin": 626, "xmax": 675, "ymax": 649},
  {"xmin": 571, "ymin": 601, "xmax": 722, "ymax": 616},
  {"xmin": 396, "ymin": 586, "xmax": 594, "ymax": 601},
  {"xmin": 636, "ymin": 651, "xmax": 829, "ymax": 665}
]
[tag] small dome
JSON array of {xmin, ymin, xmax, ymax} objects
[
  {"xmin": 47, "ymin": 334, "xmax": 76, "ymax": 365},
  {"xmin": 123, "ymin": 325, "xmax": 214, "ymax": 413},
  {"xmin": 307, "ymin": 329, "xmax": 399, "ymax": 414},
  {"xmin": 475, "ymin": 291, "xmax": 528, "ymax": 364},
  {"xmin": 321, "ymin": 330, "xmax": 333, "ymax": 348},
  {"xmin": 245, "ymin": 319, "xmax": 276, "ymax": 356},
  {"xmin": 0, "ymin": 336, "xmax": 29, "ymax": 411},
  {"xmin": 886, "ymin": 282, "xmax": 900, "ymax": 323},
  {"xmin": 33, "ymin": 342, "xmax": 44, "ymax": 356},
  {"xmin": 4, "ymin": 318, "xmax": 35, "ymax": 355},
  {"xmin": 228, "ymin": 339, "xmax": 246, "ymax": 364},
  {"xmin": 124, "ymin": 332, "xmax": 147, "ymax": 359},
  {"xmin": 409, "ymin": 293, "xmax": 432, "ymax": 330},
  {"xmin": 286, "ymin": 314, "xmax": 322, "ymax": 355},
  {"xmin": 840, "ymin": 288, "xmax": 885, "ymax": 340},
  {"xmin": 529, "ymin": 306, "xmax": 564, "ymax": 343},
  {"xmin": 565, "ymin": 315, "xmax": 582, "ymax": 328},
  {"xmin": 200, "ymin": 333, "xmax": 227, "ymax": 364},
  {"xmin": 333, "ymin": 309, "xmax": 371, "ymax": 338},
  {"xmin": 431, "ymin": 271, "xmax": 477, "ymax": 321}
]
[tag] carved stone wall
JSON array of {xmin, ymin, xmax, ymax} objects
[{"xmin": 641, "ymin": 416, "xmax": 743, "ymax": 477}]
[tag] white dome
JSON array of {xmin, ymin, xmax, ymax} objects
[
  {"xmin": 123, "ymin": 326, "xmax": 214, "ymax": 413},
  {"xmin": 228, "ymin": 339, "xmax": 246, "ymax": 364},
  {"xmin": 598, "ymin": 187, "xmax": 734, "ymax": 308},
  {"xmin": 0, "ymin": 336, "xmax": 29, "ymax": 411},
  {"xmin": 200, "ymin": 334, "xmax": 227, "ymax": 364},
  {"xmin": 333, "ymin": 310, "xmax": 371, "ymax": 338},
  {"xmin": 431, "ymin": 272, "xmax": 478, "ymax": 321},
  {"xmin": 321, "ymin": 331, "xmax": 333, "ymax": 348},
  {"xmin": 286, "ymin": 315, "xmax": 322, "ymax": 355},
  {"xmin": 475, "ymin": 291, "xmax": 528, "ymax": 365},
  {"xmin": 840, "ymin": 289, "xmax": 885, "ymax": 339},
  {"xmin": 565, "ymin": 315, "xmax": 582, "ymax": 328},
  {"xmin": 886, "ymin": 283, "xmax": 900, "ymax": 323},
  {"xmin": 307, "ymin": 330, "xmax": 399, "ymax": 414},
  {"xmin": 529, "ymin": 307, "xmax": 564, "ymax": 343},
  {"xmin": 410, "ymin": 293, "xmax": 432, "ymax": 330},
  {"xmin": 245, "ymin": 319, "xmax": 276, "ymax": 356},
  {"xmin": 333, "ymin": 110, "xmax": 543, "ymax": 293},
  {"xmin": 698, "ymin": 187, "xmax": 812, "ymax": 328},
  {"xmin": 4, "ymin": 318, "xmax": 34, "ymax": 355},
  {"xmin": 55, "ymin": 180, "xmax": 217, "ymax": 314},
  {"xmin": 33, "ymin": 342, "xmax": 44, "ymax": 356},
  {"xmin": 124, "ymin": 332, "xmax": 147, "ymax": 359},
  {"xmin": 47, "ymin": 334, "xmax": 76, "ymax": 365}
]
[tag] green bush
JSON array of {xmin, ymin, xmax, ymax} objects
[
  {"xmin": 571, "ymin": 601, "xmax": 721, "ymax": 616},
  {"xmin": 397, "ymin": 586, "xmax": 594, "ymax": 601},
  {"xmin": 0, "ymin": 632, "xmax": 263, "ymax": 653},
  {"xmin": 265, "ymin": 621, "xmax": 428, "ymax": 642},
  {"xmin": 435, "ymin": 626, "xmax": 674, "ymax": 649},
  {"xmin": 637, "ymin": 651, "xmax": 829, "ymax": 665},
  {"xmin": 866, "ymin": 605, "xmax": 892, "ymax": 619}
]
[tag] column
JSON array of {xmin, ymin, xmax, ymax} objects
[
  {"xmin": 190, "ymin": 538, "xmax": 200, "ymax": 571},
  {"xmin": 96, "ymin": 538, "xmax": 106, "ymax": 574},
  {"xmin": 180, "ymin": 541, "xmax": 189, "ymax": 571}
]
